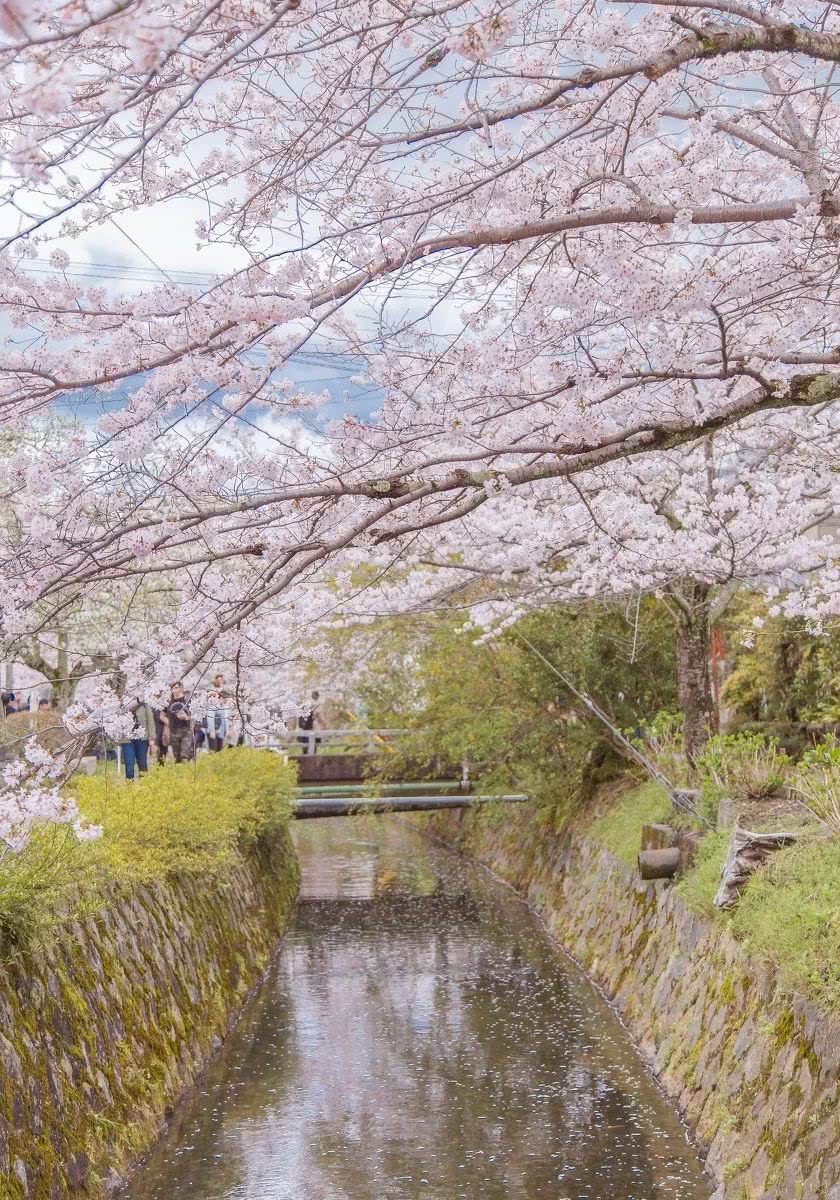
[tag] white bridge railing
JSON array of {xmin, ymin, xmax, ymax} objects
[{"xmin": 266, "ymin": 728, "xmax": 409, "ymax": 756}]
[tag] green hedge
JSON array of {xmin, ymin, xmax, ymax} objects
[{"xmin": 0, "ymin": 749, "xmax": 297, "ymax": 946}]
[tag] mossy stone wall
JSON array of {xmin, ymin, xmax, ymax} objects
[
  {"xmin": 423, "ymin": 808, "xmax": 840, "ymax": 1200},
  {"xmin": 0, "ymin": 830, "xmax": 299, "ymax": 1199}
]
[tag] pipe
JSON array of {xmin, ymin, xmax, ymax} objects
[
  {"xmin": 293, "ymin": 794, "xmax": 528, "ymax": 819},
  {"xmin": 293, "ymin": 781, "xmax": 466, "ymax": 796}
]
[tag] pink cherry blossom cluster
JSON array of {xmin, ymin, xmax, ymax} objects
[{"xmin": 0, "ymin": 0, "xmax": 835, "ymax": 842}]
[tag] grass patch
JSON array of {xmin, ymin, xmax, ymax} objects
[
  {"xmin": 587, "ymin": 781, "xmax": 672, "ymax": 866},
  {"xmin": 0, "ymin": 749, "xmax": 296, "ymax": 947},
  {"xmin": 676, "ymin": 828, "xmax": 730, "ymax": 914},
  {"xmin": 730, "ymin": 836, "xmax": 840, "ymax": 1011},
  {"xmin": 675, "ymin": 822, "xmax": 840, "ymax": 1010}
]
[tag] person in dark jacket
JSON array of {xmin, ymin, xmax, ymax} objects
[
  {"xmin": 165, "ymin": 683, "xmax": 194, "ymax": 763},
  {"xmin": 152, "ymin": 706, "xmax": 168, "ymax": 763},
  {"xmin": 297, "ymin": 690, "xmax": 321, "ymax": 755}
]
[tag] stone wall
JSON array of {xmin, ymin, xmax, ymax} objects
[
  {"xmin": 0, "ymin": 830, "xmax": 299, "ymax": 1199},
  {"xmin": 422, "ymin": 807, "xmax": 840, "ymax": 1200}
]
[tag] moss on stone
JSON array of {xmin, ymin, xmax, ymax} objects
[
  {"xmin": 0, "ymin": 827, "xmax": 299, "ymax": 1197},
  {"xmin": 722, "ymin": 1156, "xmax": 749, "ymax": 1181},
  {"xmin": 772, "ymin": 1006, "xmax": 796, "ymax": 1048},
  {"xmin": 793, "ymin": 1038, "xmax": 819, "ymax": 1077},
  {"xmin": 718, "ymin": 973, "xmax": 736, "ymax": 1005}
]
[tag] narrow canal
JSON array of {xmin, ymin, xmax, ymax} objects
[{"xmin": 126, "ymin": 818, "xmax": 710, "ymax": 1199}]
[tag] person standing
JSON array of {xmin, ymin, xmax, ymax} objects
[
  {"xmin": 152, "ymin": 706, "xmax": 168, "ymax": 764},
  {"xmin": 297, "ymin": 690, "xmax": 320, "ymax": 755},
  {"xmin": 166, "ymin": 683, "xmax": 194, "ymax": 763},
  {"xmin": 121, "ymin": 700, "xmax": 156, "ymax": 780},
  {"xmin": 204, "ymin": 689, "xmax": 227, "ymax": 752}
]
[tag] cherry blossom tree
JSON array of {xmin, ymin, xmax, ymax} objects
[
  {"xmin": 316, "ymin": 423, "xmax": 838, "ymax": 758},
  {"xmin": 0, "ymin": 0, "xmax": 839, "ymax": 836}
]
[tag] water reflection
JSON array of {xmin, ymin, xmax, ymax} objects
[{"xmin": 125, "ymin": 817, "xmax": 710, "ymax": 1200}]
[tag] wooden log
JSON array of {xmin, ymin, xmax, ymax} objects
[
  {"xmin": 713, "ymin": 826, "xmax": 798, "ymax": 910},
  {"xmin": 675, "ymin": 828, "xmax": 701, "ymax": 872},
  {"xmin": 638, "ymin": 847, "xmax": 681, "ymax": 879}
]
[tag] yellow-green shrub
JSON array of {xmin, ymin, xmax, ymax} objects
[
  {"xmin": 195, "ymin": 746, "xmax": 295, "ymax": 840},
  {"xmin": 0, "ymin": 749, "xmax": 296, "ymax": 947},
  {"xmin": 72, "ymin": 749, "xmax": 296, "ymax": 883},
  {"xmin": 0, "ymin": 709, "xmax": 72, "ymax": 759},
  {"xmin": 0, "ymin": 823, "xmax": 101, "ymax": 946}
]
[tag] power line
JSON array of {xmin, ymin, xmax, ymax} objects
[{"xmin": 16, "ymin": 256, "xmax": 448, "ymax": 300}]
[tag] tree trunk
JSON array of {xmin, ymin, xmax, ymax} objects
[
  {"xmin": 53, "ymin": 630, "xmax": 72, "ymax": 710},
  {"xmin": 674, "ymin": 581, "xmax": 718, "ymax": 763},
  {"xmin": 53, "ymin": 632, "xmax": 86, "ymax": 711}
]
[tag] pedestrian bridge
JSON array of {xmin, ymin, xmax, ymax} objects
[{"xmin": 267, "ymin": 728, "xmax": 529, "ymax": 818}]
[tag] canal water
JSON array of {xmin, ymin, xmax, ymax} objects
[{"xmin": 126, "ymin": 818, "xmax": 711, "ymax": 1200}]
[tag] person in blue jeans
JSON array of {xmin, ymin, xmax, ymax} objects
[{"xmin": 121, "ymin": 701, "xmax": 156, "ymax": 779}]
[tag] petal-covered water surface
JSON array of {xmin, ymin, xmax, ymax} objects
[{"xmin": 125, "ymin": 817, "xmax": 711, "ymax": 1200}]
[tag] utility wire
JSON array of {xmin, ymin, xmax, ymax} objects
[{"xmin": 514, "ymin": 631, "xmax": 677, "ymax": 795}]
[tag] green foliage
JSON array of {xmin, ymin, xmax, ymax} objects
[
  {"xmin": 694, "ymin": 732, "xmax": 792, "ymax": 800},
  {"xmin": 730, "ymin": 837, "xmax": 840, "ymax": 1010},
  {"xmin": 587, "ymin": 781, "xmax": 672, "ymax": 866},
  {"xmin": 347, "ymin": 600, "xmax": 678, "ymax": 827},
  {"xmin": 799, "ymin": 739, "xmax": 840, "ymax": 769},
  {"xmin": 722, "ymin": 598, "xmax": 840, "ymax": 724},
  {"xmin": 0, "ymin": 750, "xmax": 296, "ymax": 947},
  {"xmin": 630, "ymin": 710, "xmax": 692, "ymax": 787},
  {"xmin": 790, "ymin": 738, "xmax": 840, "ymax": 831}
]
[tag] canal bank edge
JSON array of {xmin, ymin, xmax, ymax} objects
[
  {"xmin": 0, "ymin": 829, "xmax": 299, "ymax": 1199},
  {"xmin": 420, "ymin": 807, "xmax": 840, "ymax": 1200}
]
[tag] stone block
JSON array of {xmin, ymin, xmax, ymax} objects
[
  {"xmin": 425, "ymin": 817, "xmax": 840, "ymax": 1200},
  {"xmin": 0, "ymin": 827, "xmax": 299, "ymax": 1196},
  {"xmin": 749, "ymin": 1147, "xmax": 771, "ymax": 1195}
]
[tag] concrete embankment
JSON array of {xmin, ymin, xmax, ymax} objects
[
  {"xmin": 0, "ymin": 829, "xmax": 299, "ymax": 1198},
  {"xmin": 421, "ymin": 806, "xmax": 840, "ymax": 1200}
]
